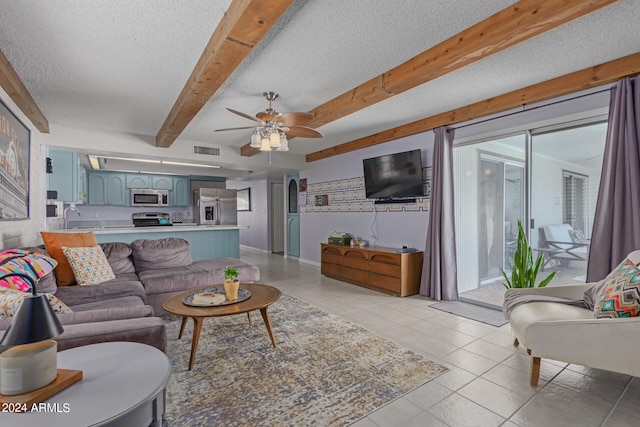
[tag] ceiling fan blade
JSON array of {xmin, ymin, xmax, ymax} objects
[
  {"xmin": 279, "ymin": 112, "xmax": 313, "ymax": 127},
  {"xmin": 285, "ymin": 126, "xmax": 324, "ymax": 138},
  {"xmin": 227, "ymin": 108, "xmax": 262, "ymax": 123},
  {"xmin": 214, "ymin": 126, "xmax": 258, "ymax": 132}
]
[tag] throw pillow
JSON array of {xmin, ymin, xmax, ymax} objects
[
  {"xmin": 0, "ymin": 288, "xmax": 72, "ymax": 319},
  {"xmin": 0, "ymin": 249, "xmax": 58, "ymax": 292},
  {"xmin": 568, "ymin": 229, "xmax": 588, "ymax": 244},
  {"xmin": 41, "ymin": 231, "xmax": 98, "ymax": 286},
  {"xmin": 594, "ymin": 258, "xmax": 640, "ymax": 318},
  {"xmin": 62, "ymin": 246, "xmax": 116, "ymax": 286}
]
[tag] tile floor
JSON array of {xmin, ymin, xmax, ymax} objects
[{"xmin": 240, "ymin": 249, "xmax": 639, "ymax": 427}]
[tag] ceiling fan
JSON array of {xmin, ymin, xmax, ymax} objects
[{"xmin": 215, "ymin": 91, "xmax": 323, "ymax": 152}]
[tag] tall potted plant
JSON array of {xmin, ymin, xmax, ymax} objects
[
  {"xmin": 500, "ymin": 220, "xmax": 555, "ymax": 289},
  {"xmin": 223, "ymin": 266, "xmax": 239, "ymax": 301}
]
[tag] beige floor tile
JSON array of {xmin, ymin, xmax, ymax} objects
[
  {"xmin": 553, "ymin": 368, "xmax": 626, "ymax": 405},
  {"xmin": 615, "ymin": 386, "xmax": 640, "ymax": 418},
  {"xmin": 403, "ymin": 411, "xmax": 450, "ymax": 427},
  {"xmin": 565, "ymin": 364, "xmax": 632, "ymax": 388},
  {"xmin": 603, "ymin": 408, "xmax": 640, "ymax": 427},
  {"xmin": 511, "ymin": 399, "xmax": 585, "ymax": 427},
  {"xmin": 442, "ymin": 348, "xmax": 498, "ymax": 376},
  {"xmin": 481, "ymin": 331, "xmax": 519, "ymax": 349},
  {"xmin": 366, "ymin": 397, "xmax": 423, "ymax": 426},
  {"xmin": 481, "ymin": 364, "xmax": 543, "ymax": 398},
  {"xmin": 428, "ymin": 393, "xmax": 504, "ymax": 427},
  {"xmin": 449, "ymin": 321, "xmax": 495, "ymax": 338},
  {"xmin": 431, "ymin": 328, "xmax": 478, "ymax": 348},
  {"xmin": 349, "ymin": 417, "xmax": 379, "ymax": 427},
  {"xmin": 502, "ymin": 353, "xmax": 565, "ymax": 382},
  {"xmin": 462, "ymin": 339, "xmax": 515, "ymax": 363},
  {"xmin": 526, "ymin": 383, "xmax": 613, "ymax": 426},
  {"xmin": 458, "ymin": 377, "xmax": 530, "ymax": 418},
  {"xmin": 404, "ymin": 380, "xmax": 453, "ymax": 410},
  {"xmin": 406, "ymin": 334, "xmax": 459, "ymax": 359},
  {"xmin": 434, "ymin": 367, "xmax": 478, "ymax": 391}
]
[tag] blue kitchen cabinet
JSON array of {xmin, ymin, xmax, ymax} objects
[
  {"xmin": 88, "ymin": 172, "xmax": 127, "ymax": 206},
  {"xmin": 172, "ymin": 176, "xmax": 190, "ymax": 206},
  {"xmin": 47, "ymin": 148, "xmax": 85, "ymax": 204},
  {"xmin": 126, "ymin": 174, "xmax": 150, "ymax": 189},
  {"xmin": 151, "ymin": 175, "xmax": 173, "ymax": 190}
]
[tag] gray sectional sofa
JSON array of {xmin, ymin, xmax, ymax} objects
[{"xmin": 0, "ymin": 237, "xmax": 260, "ymax": 353}]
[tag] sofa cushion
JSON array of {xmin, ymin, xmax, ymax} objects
[
  {"xmin": 193, "ymin": 257, "xmax": 261, "ymax": 283},
  {"xmin": 53, "ymin": 280, "xmax": 147, "ymax": 307},
  {"xmin": 70, "ymin": 296, "xmax": 147, "ymax": 312},
  {"xmin": 100, "ymin": 242, "xmax": 136, "ymax": 275},
  {"xmin": 0, "ymin": 249, "xmax": 57, "ymax": 292},
  {"xmin": 41, "ymin": 231, "xmax": 98, "ymax": 286},
  {"xmin": 62, "ymin": 245, "xmax": 116, "ymax": 286},
  {"xmin": 138, "ymin": 264, "xmax": 216, "ymax": 295},
  {"xmin": 50, "ymin": 304, "xmax": 153, "ymax": 324},
  {"xmin": 0, "ymin": 288, "xmax": 73, "ymax": 318},
  {"xmin": 130, "ymin": 238, "xmax": 192, "ymax": 272},
  {"xmin": 594, "ymin": 258, "xmax": 640, "ymax": 318}
]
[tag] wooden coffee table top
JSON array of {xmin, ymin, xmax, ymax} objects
[{"xmin": 163, "ymin": 283, "xmax": 281, "ymax": 318}]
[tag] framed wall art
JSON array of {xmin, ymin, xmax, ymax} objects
[
  {"xmin": 0, "ymin": 98, "xmax": 30, "ymax": 220},
  {"xmin": 237, "ymin": 188, "xmax": 251, "ymax": 211}
]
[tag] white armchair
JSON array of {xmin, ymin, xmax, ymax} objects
[{"xmin": 506, "ymin": 283, "xmax": 640, "ymax": 386}]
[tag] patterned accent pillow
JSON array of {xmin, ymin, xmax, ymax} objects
[
  {"xmin": 568, "ymin": 229, "xmax": 588, "ymax": 244},
  {"xmin": 594, "ymin": 258, "xmax": 640, "ymax": 318},
  {"xmin": 0, "ymin": 288, "xmax": 72, "ymax": 319},
  {"xmin": 62, "ymin": 246, "xmax": 115, "ymax": 286},
  {"xmin": 0, "ymin": 249, "xmax": 58, "ymax": 292}
]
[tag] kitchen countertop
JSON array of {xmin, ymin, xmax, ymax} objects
[{"xmin": 59, "ymin": 224, "xmax": 248, "ymax": 234}]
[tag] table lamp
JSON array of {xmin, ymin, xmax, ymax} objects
[{"xmin": 0, "ymin": 271, "xmax": 64, "ymax": 396}]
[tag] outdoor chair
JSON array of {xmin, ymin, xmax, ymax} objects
[{"xmin": 537, "ymin": 224, "xmax": 589, "ymax": 272}]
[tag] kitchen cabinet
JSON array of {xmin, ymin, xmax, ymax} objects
[
  {"xmin": 125, "ymin": 174, "xmax": 150, "ymax": 189},
  {"xmin": 172, "ymin": 176, "xmax": 190, "ymax": 206},
  {"xmin": 47, "ymin": 148, "xmax": 85, "ymax": 204},
  {"xmin": 151, "ymin": 175, "xmax": 173, "ymax": 190},
  {"xmin": 88, "ymin": 172, "xmax": 127, "ymax": 206}
]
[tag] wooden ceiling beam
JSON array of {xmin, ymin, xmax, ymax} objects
[
  {"xmin": 306, "ymin": 52, "xmax": 640, "ymax": 163},
  {"xmin": 0, "ymin": 49, "xmax": 49, "ymax": 133},
  {"xmin": 156, "ymin": 0, "xmax": 294, "ymax": 148},
  {"xmin": 241, "ymin": 0, "xmax": 616, "ymax": 156}
]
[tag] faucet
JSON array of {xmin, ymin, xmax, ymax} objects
[{"xmin": 63, "ymin": 206, "xmax": 81, "ymax": 229}]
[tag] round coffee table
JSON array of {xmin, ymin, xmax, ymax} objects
[{"xmin": 163, "ymin": 283, "xmax": 281, "ymax": 370}]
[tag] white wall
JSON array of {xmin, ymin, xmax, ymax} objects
[
  {"xmin": 299, "ymin": 132, "xmax": 434, "ymax": 264},
  {"xmin": 0, "ymin": 87, "xmax": 45, "ymax": 249},
  {"xmin": 227, "ymin": 179, "xmax": 271, "ymax": 252}
]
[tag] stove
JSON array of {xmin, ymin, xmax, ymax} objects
[{"xmin": 132, "ymin": 212, "xmax": 172, "ymax": 227}]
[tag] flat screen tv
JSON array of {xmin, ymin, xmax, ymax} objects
[{"xmin": 363, "ymin": 149, "xmax": 423, "ymax": 199}]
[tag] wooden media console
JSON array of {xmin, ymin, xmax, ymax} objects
[{"xmin": 320, "ymin": 244, "xmax": 423, "ymax": 296}]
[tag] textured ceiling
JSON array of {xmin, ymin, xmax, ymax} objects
[{"xmin": 0, "ymin": 0, "xmax": 638, "ymax": 178}]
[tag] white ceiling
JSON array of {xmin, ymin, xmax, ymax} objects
[{"xmin": 0, "ymin": 0, "xmax": 639, "ymax": 179}]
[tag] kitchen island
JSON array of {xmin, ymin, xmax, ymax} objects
[{"xmin": 61, "ymin": 224, "xmax": 247, "ymax": 261}]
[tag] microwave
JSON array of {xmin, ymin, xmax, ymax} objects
[{"xmin": 131, "ymin": 189, "xmax": 169, "ymax": 207}]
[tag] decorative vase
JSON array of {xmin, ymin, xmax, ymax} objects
[{"xmin": 224, "ymin": 279, "xmax": 239, "ymax": 301}]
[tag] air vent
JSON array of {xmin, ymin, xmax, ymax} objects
[{"xmin": 194, "ymin": 146, "xmax": 220, "ymax": 156}]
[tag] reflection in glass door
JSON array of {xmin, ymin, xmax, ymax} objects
[
  {"xmin": 478, "ymin": 155, "xmax": 525, "ymax": 282},
  {"xmin": 454, "ymin": 135, "xmax": 526, "ymax": 292}
]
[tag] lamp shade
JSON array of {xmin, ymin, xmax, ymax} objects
[
  {"xmin": 0, "ymin": 272, "xmax": 63, "ymax": 346},
  {"xmin": 250, "ymin": 131, "xmax": 262, "ymax": 148},
  {"xmin": 260, "ymin": 137, "xmax": 271, "ymax": 151},
  {"xmin": 269, "ymin": 131, "xmax": 281, "ymax": 148},
  {"xmin": 276, "ymin": 134, "xmax": 289, "ymax": 151}
]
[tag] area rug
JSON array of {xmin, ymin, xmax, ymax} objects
[
  {"xmin": 430, "ymin": 301, "xmax": 508, "ymax": 327},
  {"xmin": 165, "ymin": 293, "xmax": 448, "ymax": 426}
]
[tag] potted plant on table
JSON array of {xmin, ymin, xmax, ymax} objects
[
  {"xmin": 223, "ymin": 266, "xmax": 240, "ymax": 301},
  {"xmin": 500, "ymin": 220, "xmax": 555, "ymax": 289}
]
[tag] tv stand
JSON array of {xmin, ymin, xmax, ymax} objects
[
  {"xmin": 320, "ymin": 244, "xmax": 423, "ymax": 296},
  {"xmin": 374, "ymin": 197, "xmax": 416, "ymax": 204}
]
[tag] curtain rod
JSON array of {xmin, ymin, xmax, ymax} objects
[{"xmin": 450, "ymin": 86, "xmax": 612, "ymax": 131}]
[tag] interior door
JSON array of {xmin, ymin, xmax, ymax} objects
[
  {"xmin": 286, "ymin": 174, "xmax": 300, "ymax": 257},
  {"xmin": 271, "ymin": 183, "xmax": 285, "ymax": 253}
]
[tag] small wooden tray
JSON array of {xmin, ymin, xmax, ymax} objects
[{"xmin": 0, "ymin": 369, "xmax": 82, "ymax": 410}]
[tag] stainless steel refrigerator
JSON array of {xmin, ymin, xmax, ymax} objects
[{"xmin": 193, "ymin": 188, "xmax": 237, "ymax": 225}]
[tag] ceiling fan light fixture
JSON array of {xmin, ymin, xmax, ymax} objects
[
  {"xmin": 269, "ymin": 131, "xmax": 281, "ymax": 148},
  {"xmin": 260, "ymin": 138, "xmax": 271, "ymax": 151},
  {"xmin": 250, "ymin": 131, "xmax": 262, "ymax": 148},
  {"xmin": 276, "ymin": 134, "xmax": 289, "ymax": 151}
]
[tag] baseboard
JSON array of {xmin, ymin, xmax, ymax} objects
[
  {"xmin": 240, "ymin": 245, "xmax": 271, "ymax": 254},
  {"xmin": 297, "ymin": 257, "xmax": 320, "ymax": 267}
]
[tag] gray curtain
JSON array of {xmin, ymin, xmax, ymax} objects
[
  {"xmin": 420, "ymin": 127, "xmax": 458, "ymax": 300},
  {"xmin": 587, "ymin": 76, "xmax": 640, "ymax": 282}
]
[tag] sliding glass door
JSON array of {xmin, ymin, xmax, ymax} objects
[{"xmin": 454, "ymin": 135, "xmax": 526, "ymax": 293}]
